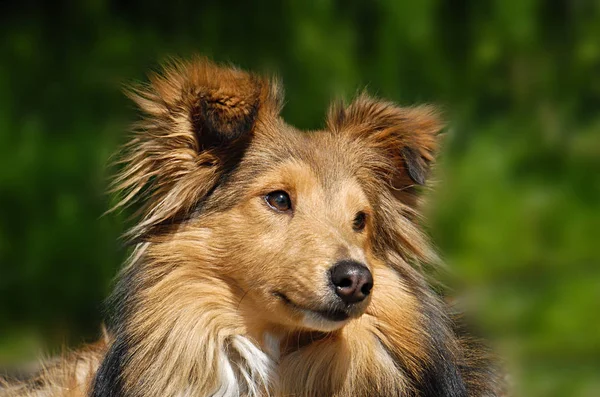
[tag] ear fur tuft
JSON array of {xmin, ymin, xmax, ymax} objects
[
  {"xmin": 112, "ymin": 58, "xmax": 283, "ymax": 240},
  {"xmin": 130, "ymin": 57, "xmax": 283, "ymax": 149},
  {"xmin": 328, "ymin": 93, "xmax": 443, "ymax": 187}
]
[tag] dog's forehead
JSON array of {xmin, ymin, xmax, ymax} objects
[{"xmin": 249, "ymin": 126, "xmax": 360, "ymax": 187}]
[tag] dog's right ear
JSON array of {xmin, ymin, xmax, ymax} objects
[
  {"xmin": 111, "ymin": 58, "xmax": 283, "ymax": 240},
  {"xmin": 327, "ymin": 94, "xmax": 443, "ymax": 207}
]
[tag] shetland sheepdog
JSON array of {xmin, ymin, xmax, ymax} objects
[{"xmin": 1, "ymin": 58, "xmax": 504, "ymax": 397}]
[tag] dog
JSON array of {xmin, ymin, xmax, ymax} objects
[{"xmin": 1, "ymin": 57, "xmax": 504, "ymax": 397}]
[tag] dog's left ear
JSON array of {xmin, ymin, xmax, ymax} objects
[{"xmin": 328, "ymin": 94, "xmax": 443, "ymax": 191}]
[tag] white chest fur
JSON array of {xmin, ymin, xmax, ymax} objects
[{"xmin": 211, "ymin": 335, "xmax": 276, "ymax": 397}]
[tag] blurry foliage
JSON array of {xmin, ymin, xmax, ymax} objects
[{"xmin": 0, "ymin": 0, "xmax": 599, "ymax": 395}]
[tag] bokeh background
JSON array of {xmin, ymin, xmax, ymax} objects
[{"xmin": 1, "ymin": 1, "xmax": 599, "ymax": 395}]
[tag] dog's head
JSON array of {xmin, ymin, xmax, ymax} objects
[{"xmin": 115, "ymin": 58, "xmax": 443, "ymax": 333}]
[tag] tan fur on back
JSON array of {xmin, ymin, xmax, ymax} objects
[{"xmin": 0, "ymin": 340, "xmax": 106, "ymax": 396}]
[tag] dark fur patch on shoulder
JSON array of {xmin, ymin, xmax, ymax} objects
[
  {"xmin": 416, "ymin": 298, "xmax": 469, "ymax": 397},
  {"xmin": 416, "ymin": 354, "xmax": 468, "ymax": 397},
  {"xmin": 90, "ymin": 336, "xmax": 127, "ymax": 397}
]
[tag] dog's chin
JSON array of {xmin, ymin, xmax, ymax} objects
[
  {"xmin": 299, "ymin": 310, "xmax": 351, "ymax": 332},
  {"xmin": 273, "ymin": 292, "xmax": 368, "ymax": 332}
]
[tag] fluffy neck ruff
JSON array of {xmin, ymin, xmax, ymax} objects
[
  {"xmin": 91, "ymin": 242, "xmax": 468, "ymax": 397},
  {"xmin": 93, "ymin": 242, "xmax": 275, "ymax": 397}
]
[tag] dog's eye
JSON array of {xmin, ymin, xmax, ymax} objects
[
  {"xmin": 352, "ymin": 211, "xmax": 367, "ymax": 232},
  {"xmin": 265, "ymin": 190, "xmax": 292, "ymax": 212}
]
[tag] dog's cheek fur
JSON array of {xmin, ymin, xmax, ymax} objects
[
  {"xmin": 367, "ymin": 265, "xmax": 468, "ymax": 397},
  {"xmin": 92, "ymin": 235, "xmax": 274, "ymax": 397}
]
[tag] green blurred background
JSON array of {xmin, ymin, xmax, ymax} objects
[{"xmin": 0, "ymin": 1, "xmax": 599, "ymax": 395}]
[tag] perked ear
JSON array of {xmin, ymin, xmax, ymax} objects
[
  {"xmin": 111, "ymin": 57, "xmax": 283, "ymax": 240},
  {"xmin": 131, "ymin": 57, "xmax": 283, "ymax": 149},
  {"xmin": 327, "ymin": 93, "xmax": 443, "ymax": 189}
]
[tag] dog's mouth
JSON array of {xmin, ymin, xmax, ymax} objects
[{"xmin": 273, "ymin": 292, "xmax": 351, "ymax": 322}]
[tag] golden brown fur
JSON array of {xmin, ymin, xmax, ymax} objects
[
  {"xmin": 1, "ymin": 58, "xmax": 505, "ymax": 397},
  {"xmin": 0, "ymin": 340, "xmax": 106, "ymax": 396}
]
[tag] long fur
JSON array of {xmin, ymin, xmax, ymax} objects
[{"xmin": 1, "ymin": 57, "xmax": 505, "ymax": 397}]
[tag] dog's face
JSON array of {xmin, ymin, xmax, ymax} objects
[
  {"xmin": 117, "ymin": 59, "xmax": 442, "ymax": 334},
  {"xmin": 206, "ymin": 131, "xmax": 378, "ymax": 332}
]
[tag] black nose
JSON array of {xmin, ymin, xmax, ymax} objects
[{"xmin": 330, "ymin": 260, "xmax": 373, "ymax": 304}]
